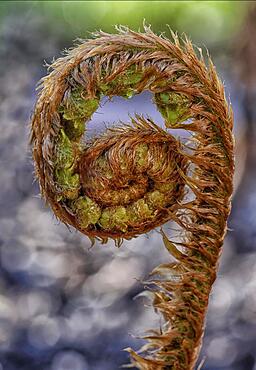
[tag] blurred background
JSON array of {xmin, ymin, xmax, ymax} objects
[{"xmin": 0, "ymin": 1, "xmax": 255, "ymax": 369}]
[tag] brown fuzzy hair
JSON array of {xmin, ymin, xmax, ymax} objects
[{"xmin": 30, "ymin": 25, "xmax": 234, "ymax": 369}]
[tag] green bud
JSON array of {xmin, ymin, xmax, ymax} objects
[
  {"xmin": 155, "ymin": 92, "xmax": 191, "ymax": 126},
  {"xmin": 72, "ymin": 196, "xmax": 101, "ymax": 229},
  {"xmin": 55, "ymin": 129, "xmax": 75, "ymax": 169},
  {"xmin": 146, "ymin": 190, "xmax": 166, "ymax": 209},
  {"xmin": 99, "ymin": 206, "xmax": 128, "ymax": 232},
  {"xmin": 135, "ymin": 143, "xmax": 148, "ymax": 169}
]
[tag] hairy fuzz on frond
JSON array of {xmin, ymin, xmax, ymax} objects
[{"xmin": 30, "ymin": 25, "xmax": 234, "ymax": 369}]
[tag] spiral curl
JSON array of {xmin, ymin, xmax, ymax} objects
[{"xmin": 31, "ymin": 26, "xmax": 234, "ymax": 370}]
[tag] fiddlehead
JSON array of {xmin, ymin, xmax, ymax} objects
[{"xmin": 30, "ymin": 26, "xmax": 234, "ymax": 370}]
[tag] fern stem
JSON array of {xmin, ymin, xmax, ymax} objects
[{"xmin": 31, "ymin": 25, "xmax": 234, "ymax": 369}]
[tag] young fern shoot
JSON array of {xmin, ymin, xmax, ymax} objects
[{"xmin": 30, "ymin": 26, "xmax": 234, "ymax": 370}]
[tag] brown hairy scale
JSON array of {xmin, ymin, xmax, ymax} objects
[{"xmin": 30, "ymin": 25, "xmax": 234, "ymax": 370}]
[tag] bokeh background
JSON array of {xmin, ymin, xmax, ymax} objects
[{"xmin": 0, "ymin": 1, "xmax": 255, "ymax": 369}]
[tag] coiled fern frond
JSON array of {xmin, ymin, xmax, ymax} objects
[{"xmin": 30, "ymin": 26, "xmax": 234, "ymax": 370}]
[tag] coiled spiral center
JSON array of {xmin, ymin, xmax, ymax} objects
[
  {"xmin": 32, "ymin": 52, "xmax": 191, "ymax": 240},
  {"xmin": 78, "ymin": 121, "xmax": 186, "ymax": 235}
]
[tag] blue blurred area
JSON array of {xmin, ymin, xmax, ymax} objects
[{"xmin": 0, "ymin": 1, "xmax": 255, "ymax": 370}]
